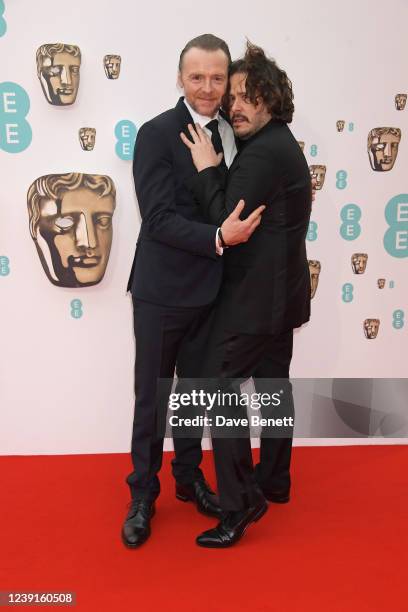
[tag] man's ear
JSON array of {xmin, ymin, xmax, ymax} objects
[{"xmin": 177, "ymin": 71, "xmax": 183, "ymax": 90}]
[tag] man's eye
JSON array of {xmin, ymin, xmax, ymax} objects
[
  {"xmin": 55, "ymin": 216, "xmax": 74, "ymax": 230},
  {"xmin": 375, "ymin": 144, "xmax": 385, "ymax": 150},
  {"xmin": 191, "ymin": 75, "xmax": 201, "ymax": 81},
  {"xmin": 71, "ymin": 66, "xmax": 80, "ymax": 74},
  {"xmin": 96, "ymin": 216, "xmax": 112, "ymax": 228}
]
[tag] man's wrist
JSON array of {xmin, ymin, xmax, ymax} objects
[{"xmin": 218, "ymin": 227, "xmax": 228, "ymax": 248}]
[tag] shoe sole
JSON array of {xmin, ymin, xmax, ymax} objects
[
  {"xmin": 266, "ymin": 495, "xmax": 290, "ymax": 504},
  {"xmin": 196, "ymin": 503, "xmax": 268, "ymax": 549}
]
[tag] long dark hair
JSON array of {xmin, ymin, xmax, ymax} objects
[{"xmin": 225, "ymin": 41, "xmax": 294, "ymax": 123}]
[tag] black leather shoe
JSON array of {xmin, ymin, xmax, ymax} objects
[
  {"xmin": 261, "ymin": 488, "xmax": 290, "ymax": 504},
  {"xmin": 176, "ymin": 480, "xmax": 223, "ymax": 518},
  {"xmin": 121, "ymin": 498, "xmax": 155, "ymax": 548},
  {"xmin": 196, "ymin": 499, "xmax": 268, "ymax": 548}
]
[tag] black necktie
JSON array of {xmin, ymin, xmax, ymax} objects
[{"xmin": 205, "ymin": 119, "xmax": 227, "ymax": 169}]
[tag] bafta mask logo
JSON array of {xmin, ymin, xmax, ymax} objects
[
  {"xmin": 79, "ymin": 128, "xmax": 96, "ymax": 151},
  {"xmin": 104, "ymin": 54, "xmax": 121, "ymax": 79},
  {"xmin": 351, "ymin": 253, "xmax": 368, "ymax": 274},
  {"xmin": 377, "ymin": 278, "xmax": 386, "ymax": 289},
  {"xmin": 336, "ymin": 120, "xmax": 345, "ymax": 132},
  {"xmin": 309, "ymin": 165, "xmax": 326, "ymax": 190},
  {"xmin": 364, "ymin": 319, "xmax": 380, "ymax": 339},
  {"xmin": 36, "ymin": 43, "xmax": 81, "ymax": 106},
  {"xmin": 308, "ymin": 260, "xmax": 321, "ymax": 299},
  {"xmin": 367, "ymin": 127, "xmax": 401, "ymax": 172},
  {"xmin": 27, "ymin": 173, "xmax": 116, "ymax": 288},
  {"xmin": 297, "ymin": 141, "xmax": 305, "ymax": 151},
  {"xmin": 395, "ymin": 94, "xmax": 407, "ymax": 111}
]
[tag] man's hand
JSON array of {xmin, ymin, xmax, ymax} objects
[
  {"xmin": 221, "ymin": 200, "xmax": 265, "ymax": 246},
  {"xmin": 180, "ymin": 123, "xmax": 223, "ymax": 172}
]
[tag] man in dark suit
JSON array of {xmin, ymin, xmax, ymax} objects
[
  {"xmin": 123, "ymin": 34, "xmax": 264, "ymax": 548},
  {"xmin": 180, "ymin": 42, "xmax": 312, "ymax": 547}
]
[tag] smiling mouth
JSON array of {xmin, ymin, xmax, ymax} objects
[{"xmin": 70, "ymin": 256, "xmax": 101, "ymax": 267}]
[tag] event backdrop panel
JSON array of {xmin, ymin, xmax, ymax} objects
[{"xmin": 0, "ymin": 0, "xmax": 407, "ymax": 454}]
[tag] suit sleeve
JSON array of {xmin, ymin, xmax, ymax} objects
[
  {"xmin": 187, "ymin": 144, "xmax": 281, "ymax": 225},
  {"xmin": 133, "ymin": 122, "xmax": 218, "ymax": 259}
]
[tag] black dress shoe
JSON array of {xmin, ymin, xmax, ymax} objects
[
  {"xmin": 176, "ymin": 480, "xmax": 223, "ymax": 518},
  {"xmin": 196, "ymin": 499, "xmax": 268, "ymax": 548},
  {"xmin": 121, "ymin": 498, "xmax": 155, "ymax": 548},
  {"xmin": 261, "ymin": 488, "xmax": 290, "ymax": 504}
]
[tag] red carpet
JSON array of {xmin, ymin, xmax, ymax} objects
[{"xmin": 1, "ymin": 446, "xmax": 407, "ymax": 611}]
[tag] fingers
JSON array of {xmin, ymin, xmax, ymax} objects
[
  {"xmin": 180, "ymin": 131, "xmax": 193, "ymax": 149},
  {"xmin": 230, "ymin": 199, "xmax": 245, "ymax": 218},
  {"xmin": 187, "ymin": 123, "xmax": 199, "ymax": 144},
  {"xmin": 246, "ymin": 205, "xmax": 266, "ymax": 224},
  {"xmin": 195, "ymin": 123, "xmax": 210, "ymax": 143}
]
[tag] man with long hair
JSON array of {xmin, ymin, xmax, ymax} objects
[{"xmin": 181, "ymin": 42, "xmax": 312, "ymax": 547}]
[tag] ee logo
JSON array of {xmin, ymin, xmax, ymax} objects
[
  {"xmin": 70, "ymin": 299, "xmax": 83, "ymax": 319},
  {"xmin": 0, "ymin": 82, "xmax": 32, "ymax": 153},
  {"xmin": 342, "ymin": 283, "xmax": 354, "ymax": 303},
  {"xmin": 383, "ymin": 194, "xmax": 408, "ymax": 258},
  {"xmin": 0, "ymin": 1, "xmax": 6, "ymax": 37},
  {"xmin": 0, "ymin": 255, "xmax": 10, "ymax": 276},
  {"xmin": 115, "ymin": 119, "xmax": 137, "ymax": 160},
  {"xmin": 307, "ymin": 220, "xmax": 318, "ymax": 241},
  {"xmin": 348, "ymin": 122, "xmax": 354, "ymax": 132},
  {"xmin": 340, "ymin": 204, "xmax": 361, "ymax": 241},
  {"xmin": 392, "ymin": 310, "xmax": 404, "ymax": 330},
  {"xmin": 310, "ymin": 144, "xmax": 317, "ymax": 157},
  {"xmin": 336, "ymin": 170, "xmax": 348, "ymax": 189}
]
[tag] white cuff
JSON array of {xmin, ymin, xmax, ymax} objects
[{"xmin": 215, "ymin": 228, "xmax": 224, "ymax": 256}]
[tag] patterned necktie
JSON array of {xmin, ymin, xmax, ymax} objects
[{"xmin": 205, "ymin": 119, "xmax": 227, "ymax": 170}]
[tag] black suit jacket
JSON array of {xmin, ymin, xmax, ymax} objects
[
  {"xmin": 187, "ymin": 118, "xmax": 312, "ymax": 334},
  {"xmin": 127, "ymin": 97, "xmax": 223, "ymax": 307}
]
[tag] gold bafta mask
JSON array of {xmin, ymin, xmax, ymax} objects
[
  {"xmin": 36, "ymin": 43, "xmax": 81, "ymax": 106},
  {"xmin": 308, "ymin": 260, "xmax": 321, "ymax": 299},
  {"xmin": 367, "ymin": 127, "xmax": 401, "ymax": 172},
  {"xmin": 351, "ymin": 253, "xmax": 368, "ymax": 274},
  {"xmin": 336, "ymin": 120, "xmax": 345, "ymax": 132},
  {"xmin": 395, "ymin": 94, "xmax": 407, "ymax": 111},
  {"xmin": 27, "ymin": 173, "xmax": 116, "ymax": 288},
  {"xmin": 79, "ymin": 128, "xmax": 96, "ymax": 151},
  {"xmin": 377, "ymin": 278, "xmax": 386, "ymax": 289},
  {"xmin": 297, "ymin": 141, "xmax": 305, "ymax": 151},
  {"xmin": 309, "ymin": 165, "xmax": 326, "ymax": 190},
  {"xmin": 104, "ymin": 54, "xmax": 121, "ymax": 79},
  {"xmin": 364, "ymin": 319, "xmax": 380, "ymax": 339}
]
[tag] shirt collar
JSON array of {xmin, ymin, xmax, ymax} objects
[{"xmin": 183, "ymin": 98, "xmax": 220, "ymax": 128}]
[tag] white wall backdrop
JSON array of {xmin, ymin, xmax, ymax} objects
[{"xmin": 0, "ymin": 0, "xmax": 407, "ymax": 454}]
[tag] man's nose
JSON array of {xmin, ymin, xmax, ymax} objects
[
  {"xmin": 201, "ymin": 77, "xmax": 213, "ymax": 93},
  {"xmin": 230, "ymin": 98, "xmax": 241, "ymax": 114},
  {"xmin": 60, "ymin": 65, "xmax": 72, "ymax": 85},
  {"xmin": 75, "ymin": 213, "xmax": 97, "ymax": 249}
]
